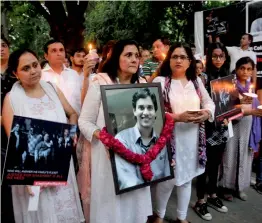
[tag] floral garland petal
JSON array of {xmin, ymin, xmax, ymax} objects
[{"xmin": 100, "ymin": 113, "xmax": 175, "ymax": 181}]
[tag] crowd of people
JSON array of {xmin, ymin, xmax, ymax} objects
[{"xmin": 1, "ymin": 32, "xmax": 262, "ymax": 223}]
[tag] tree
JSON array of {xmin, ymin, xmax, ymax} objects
[
  {"xmin": 1, "ymin": 1, "xmax": 50, "ymax": 57},
  {"xmin": 84, "ymin": 1, "xmax": 165, "ymax": 49},
  {"xmin": 30, "ymin": 1, "xmax": 89, "ymax": 53}
]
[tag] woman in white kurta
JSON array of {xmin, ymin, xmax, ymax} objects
[
  {"xmin": 2, "ymin": 49, "xmax": 84, "ymax": 223},
  {"xmin": 150, "ymin": 43, "xmax": 215, "ymax": 223},
  {"xmin": 78, "ymin": 40, "xmax": 152, "ymax": 223}
]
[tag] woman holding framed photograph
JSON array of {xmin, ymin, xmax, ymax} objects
[
  {"xmin": 150, "ymin": 43, "xmax": 215, "ymax": 223},
  {"xmin": 78, "ymin": 40, "xmax": 151, "ymax": 223},
  {"xmin": 2, "ymin": 49, "xmax": 84, "ymax": 223}
]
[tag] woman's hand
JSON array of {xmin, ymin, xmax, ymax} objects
[
  {"xmin": 26, "ymin": 186, "xmax": 35, "ymax": 196},
  {"xmin": 192, "ymin": 110, "xmax": 210, "ymax": 123},
  {"xmin": 171, "ymin": 111, "xmax": 199, "ymax": 123},
  {"xmin": 93, "ymin": 129, "xmax": 101, "ymax": 140},
  {"xmin": 240, "ymin": 96, "xmax": 253, "ymax": 104},
  {"xmin": 83, "ymin": 53, "xmax": 99, "ymax": 78}
]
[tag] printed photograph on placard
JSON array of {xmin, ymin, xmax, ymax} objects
[
  {"xmin": 101, "ymin": 83, "xmax": 174, "ymax": 195},
  {"xmin": 2, "ymin": 116, "xmax": 78, "ymax": 185},
  {"xmin": 210, "ymin": 75, "xmax": 241, "ymax": 124}
]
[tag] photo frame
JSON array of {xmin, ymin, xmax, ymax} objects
[
  {"xmin": 210, "ymin": 75, "xmax": 242, "ymax": 124},
  {"xmin": 100, "ymin": 83, "xmax": 174, "ymax": 195},
  {"xmin": 2, "ymin": 116, "xmax": 78, "ymax": 186}
]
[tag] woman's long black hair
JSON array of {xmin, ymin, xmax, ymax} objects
[{"xmin": 206, "ymin": 42, "xmax": 230, "ymax": 78}]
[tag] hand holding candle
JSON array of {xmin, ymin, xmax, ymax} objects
[{"xmin": 243, "ymin": 84, "xmax": 258, "ymax": 98}]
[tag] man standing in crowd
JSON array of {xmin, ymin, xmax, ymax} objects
[
  {"xmin": 142, "ymin": 37, "xmax": 170, "ymax": 82},
  {"xmin": 226, "ymin": 33, "xmax": 257, "ymax": 85},
  {"xmin": 190, "ymin": 43, "xmax": 204, "ymax": 61},
  {"xmin": 1, "ymin": 36, "xmax": 16, "ymax": 223},
  {"xmin": 140, "ymin": 49, "xmax": 151, "ymax": 65},
  {"xmin": 41, "ymin": 40, "xmax": 81, "ymax": 114},
  {"xmin": 70, "ymin": 48, "xmax": 87, "ymax": 88}
]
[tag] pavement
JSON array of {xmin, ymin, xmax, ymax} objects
[{"xmin": 163, "ymin": 178, "xmax": 262, "ymax": 223}]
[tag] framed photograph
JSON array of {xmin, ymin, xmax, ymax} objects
[
  {"xmin": 100, "ymin": 83, "xmax": 174, "ymax": 195},
  {"xmin": 2, "ymin": 116, "xmax": 78, "ymax": 186},
  {"xmin": 210, "ymin": 75, "xmax": 242, "ymax": 124}
]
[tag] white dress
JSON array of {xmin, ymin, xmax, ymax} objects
[
  {"xmin": 10, "ymin": 82, "xmax": 84, "ymax": 223},
  {"xmin": 153, "ymin": 77, "xmax": 215, "ymax": 186},
  {"xmin": 79, "ymin": 81, "xmax": 152, "ymax": 223}
]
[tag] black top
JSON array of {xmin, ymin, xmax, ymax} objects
[
  {"xmin": 205, "ymin": 68, "xmax": 229, "ymax": 144},
  {"xmin": 1, "ymin": 71, "xmax": 17, "ymax": 113},
  {"xmin": 1, "ymin": 71, "xmax": 17, "ymax": 172}
]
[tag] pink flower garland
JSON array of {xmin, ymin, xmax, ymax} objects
[{"xmin": 99, "ymin": 113, "xmax": 175, "ymax": 181}]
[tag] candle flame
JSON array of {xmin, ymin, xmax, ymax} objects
[
  {"xmin": 249, "ymin": 84, "xmax": 253, "ymax": 93},
  {"xmin": 88, "ymin": 44, "xmax": 92, "ymax": 51},
  {"xmin": 161, "ymin": 53, "xmax": 166, "ymax": 59}
]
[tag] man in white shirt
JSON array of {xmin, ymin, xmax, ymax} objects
[
  {"xmin": 70, "ymin": 48, "xmax": 87, "ymax": 88},
  {"xmin": 41, "ymin": 40, "xmax": 81, "ymax": 114},
  {"xmin": 226, "ymin": 33, "xmax": 257, "ymax": 85}
]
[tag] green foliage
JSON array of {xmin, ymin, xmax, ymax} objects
[
  {"xmin": 84, "ymin": 1, "xmax": 164, "ymax": 49},
  {"xmin": 3, "ymin": 1, "xmax": 50, "ymax": 57}
]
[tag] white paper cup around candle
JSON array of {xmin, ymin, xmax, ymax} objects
[
  {"xmin": 257, "ymin": 105, "xmax": 262, "ymax": 110},
  {"xmin": 243, "ymin": 92, "xmax": 258, "ymax": 98}
]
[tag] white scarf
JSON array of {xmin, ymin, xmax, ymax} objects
[{"xmin": 9, "ymin": 80, "xmax": 67, "ymax": 123}]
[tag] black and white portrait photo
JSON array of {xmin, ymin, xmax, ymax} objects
[
  {"xmin": 210, "ymin": 75, "xmax": 240, "ymax": 124},
  {"xmin": 101, "ymin": 83, "xmax": 174, "ymax": 194},
  {"xmin": 2, "ymin": 116, "xmax": 77, "ymax": 185},
  {"xmin": 247, "ymin": 0, "xmax": 262, "ymax": 34}
]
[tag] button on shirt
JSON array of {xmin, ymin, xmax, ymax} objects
[
  {"xmin": 41, "ymin": 64, "xmax": 81, "ymax": 114},
  {"xmin": 227, "ymin": 47, "xmax": 257, "ymax": 73},
  {"xmin": 114, "ymin": 125, "xmax": 170, "ymax": 190}
]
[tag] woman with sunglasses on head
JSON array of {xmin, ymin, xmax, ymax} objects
[
  {"xmin": 193, "ymin": 42, "xmax": 231, "ymax": 221},
  {"xmin": 148, "ymin": 43, "xmax": 215, "ymax": 223}
]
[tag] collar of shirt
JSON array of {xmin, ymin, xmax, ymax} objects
[
  {"xmin": 42, "ymin": 63, "xmax": 71, "ymax": 74},
  {"xmin": 132, "ymin": 124, "xmax": 158, "ymax": 146},
  {"xmin": 238, "ymin": 47, "xmax": 252, "ymax": 52}
]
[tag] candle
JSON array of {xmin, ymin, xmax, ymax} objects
[
  {"xmin": 88, "ymin": 44, "xmax": 92, "ymax": 53},
  {"xmin": 161, "ymin": 53, "xmax": 166, "ymax": 59},
  {"xmin": 249, "ymin": 84, "xmax": 254, "ymax": 93}
]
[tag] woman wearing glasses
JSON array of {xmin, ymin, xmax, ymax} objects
[
  {"xmin": 149, "ymin": 43, "xmax": 215, "ymax": 223},
  {"xmin": 193, "ymin": 42, "xmax": 231, "ymax": 221}
]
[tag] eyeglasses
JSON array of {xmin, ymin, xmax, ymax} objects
[
  {"xmin": 171, "ymin": 55, "xmax": 189, "ymax": 61},
  {"xmin": 212, "ymin": 55, "xmax": 225, "ymax": 61}
]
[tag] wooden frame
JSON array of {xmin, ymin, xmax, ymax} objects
[{"xmin": 100, "ymin": 83, "xmax": 174, "ymax": 195}]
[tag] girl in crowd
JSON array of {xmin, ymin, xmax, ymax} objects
[
  {"xmin": 78, "ymin": 40, "xmax": 151, "ymax": 223},
  {"xmin": 194, "ymin": 42, "xmax": 230, "ymax": 221},
  {"xmin": 195, "ymin": 59, "xmax": 208, "ymax": 88},
  {"xmin": 2, "ymin": 49, "xmax": 84, "ymax": 222},
  {"xmin": 220, "ymin": 57, "xmax": 261, "ymax": 201},
  {"xmin": 150, "ymin": 43, "xmax": 215, "ymax": 223}
]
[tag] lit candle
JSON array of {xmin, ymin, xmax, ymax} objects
[
  {"xmin": 243, "ymin": 84, "xmax": 258, "ymax": 98},
  {"xmin": 161, "ymin": 53, "xmax": 166, "ymax": 59},
  {"xmin": 88, "ymin": 44, "xmax": 92, "ymax": 53}
]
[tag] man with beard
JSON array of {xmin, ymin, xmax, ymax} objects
[
  {"xmin": 41, "ymin": 40, "xmax": 81, "ymax": 114},
  {"xmin": 114, "ymin": 88, "xmax": 170, "ymax": 190},
  {"xmin": 70, "ymin": 48, "xmax": 87, "ymax": 89}
]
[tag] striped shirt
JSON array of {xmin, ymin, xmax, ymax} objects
[{"xmin": 142, "ymin": 58, "xmax": 161, "ymax": 77}]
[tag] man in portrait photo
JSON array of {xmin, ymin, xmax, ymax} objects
[{"xmin": 114, "ymin": 88, "xmax": 170, "ymax": 190}]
